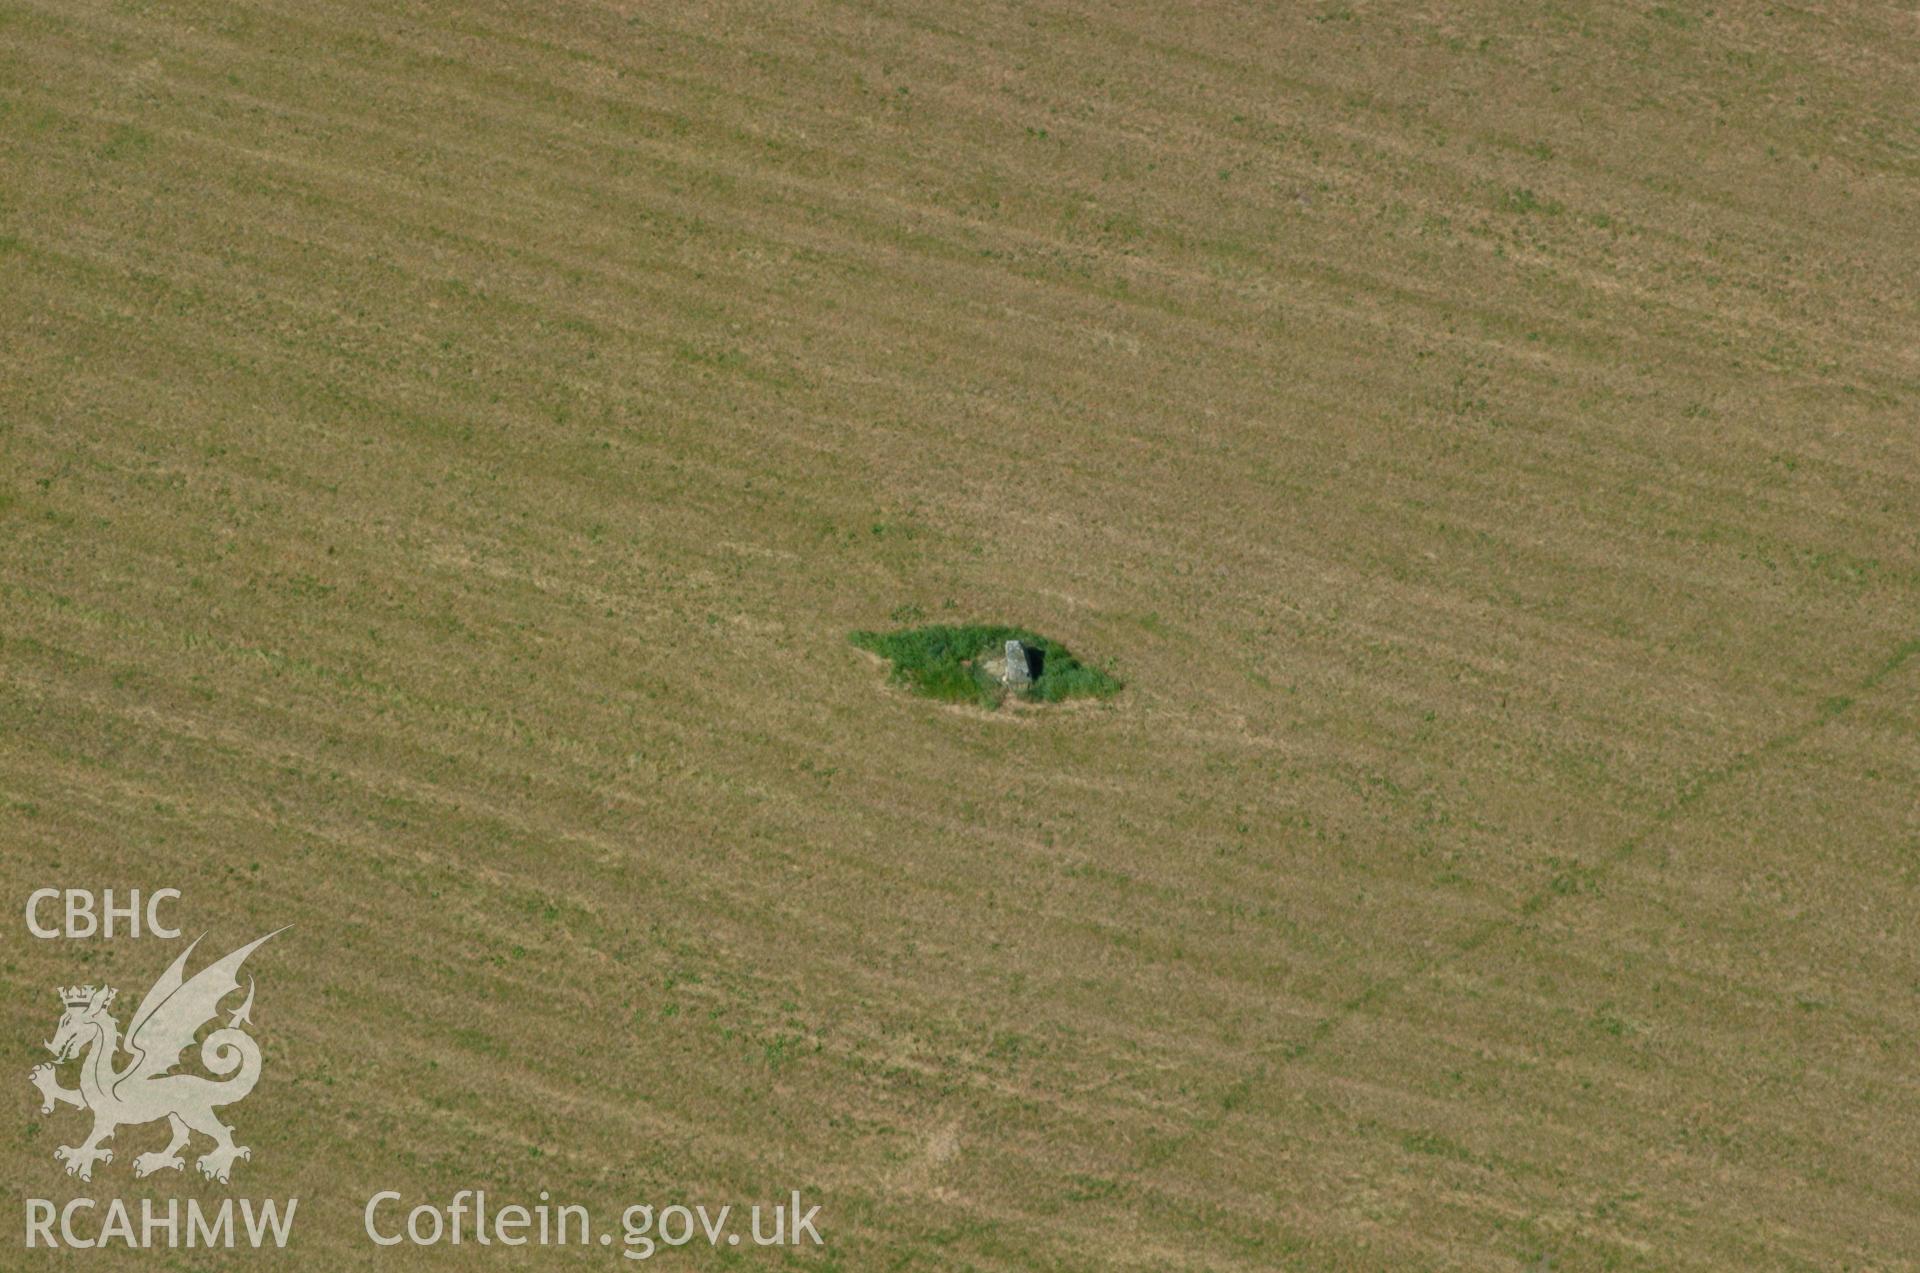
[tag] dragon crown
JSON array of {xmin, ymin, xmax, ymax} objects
[{"xmin": 59, "ymin": 985, "xmax": 114, "ymax": 1009}]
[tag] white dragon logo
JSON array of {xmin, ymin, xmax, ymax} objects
[{"xmin": 28, "ymin": 930, "xmax": 284, "ymax": 1184}]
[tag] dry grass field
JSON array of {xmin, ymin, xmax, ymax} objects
[{"xmin": 4, "ymin": 1, "xmax": 1919, "ymax": 1268}]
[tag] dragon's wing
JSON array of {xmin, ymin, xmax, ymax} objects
[
  {"xmin": 117, "ymin": 928, "xmax": 286, "ymax": 1088},
  {"xmin": 125, "ymin": 935, "xmax": 202, "ymax": 1048}
]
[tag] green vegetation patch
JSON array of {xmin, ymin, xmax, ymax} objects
[{"xmin": 850, "ymin": 624, "xmax": 1122, "ymax": 708}]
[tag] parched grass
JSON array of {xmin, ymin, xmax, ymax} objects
[
  {"xmin": 850, "ymin": 624, "xmax": 1123, "ymax": 708},
  {"xmin": 9, "ymin": 0, "xmax": 1919, "ymax": 1263}
]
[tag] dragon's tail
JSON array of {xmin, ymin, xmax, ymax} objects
[{"xmin": 200, "ymin": 1028, "xmax": 262, "ymax": 1106}]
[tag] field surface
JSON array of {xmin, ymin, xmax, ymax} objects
[{"xmin": 4, "ymin": 2, "xmax": 1918, "ymax": 1268}]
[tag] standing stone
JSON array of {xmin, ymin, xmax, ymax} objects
[{"xmin": 1003, "ymin": 639, "xmax": 1032, "ymax": 687}]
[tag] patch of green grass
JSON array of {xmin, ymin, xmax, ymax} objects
[
  {"xmin": 95, "ymin": 124, "xmax": 154, "ymax": 162},
  {"xmin": 1500, "ymin": 186, "xmax": 1564, "ymax": 216},
  {"xmin": 850, "ymin": 623, "xmax": 1122, "ymax": 708}
]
